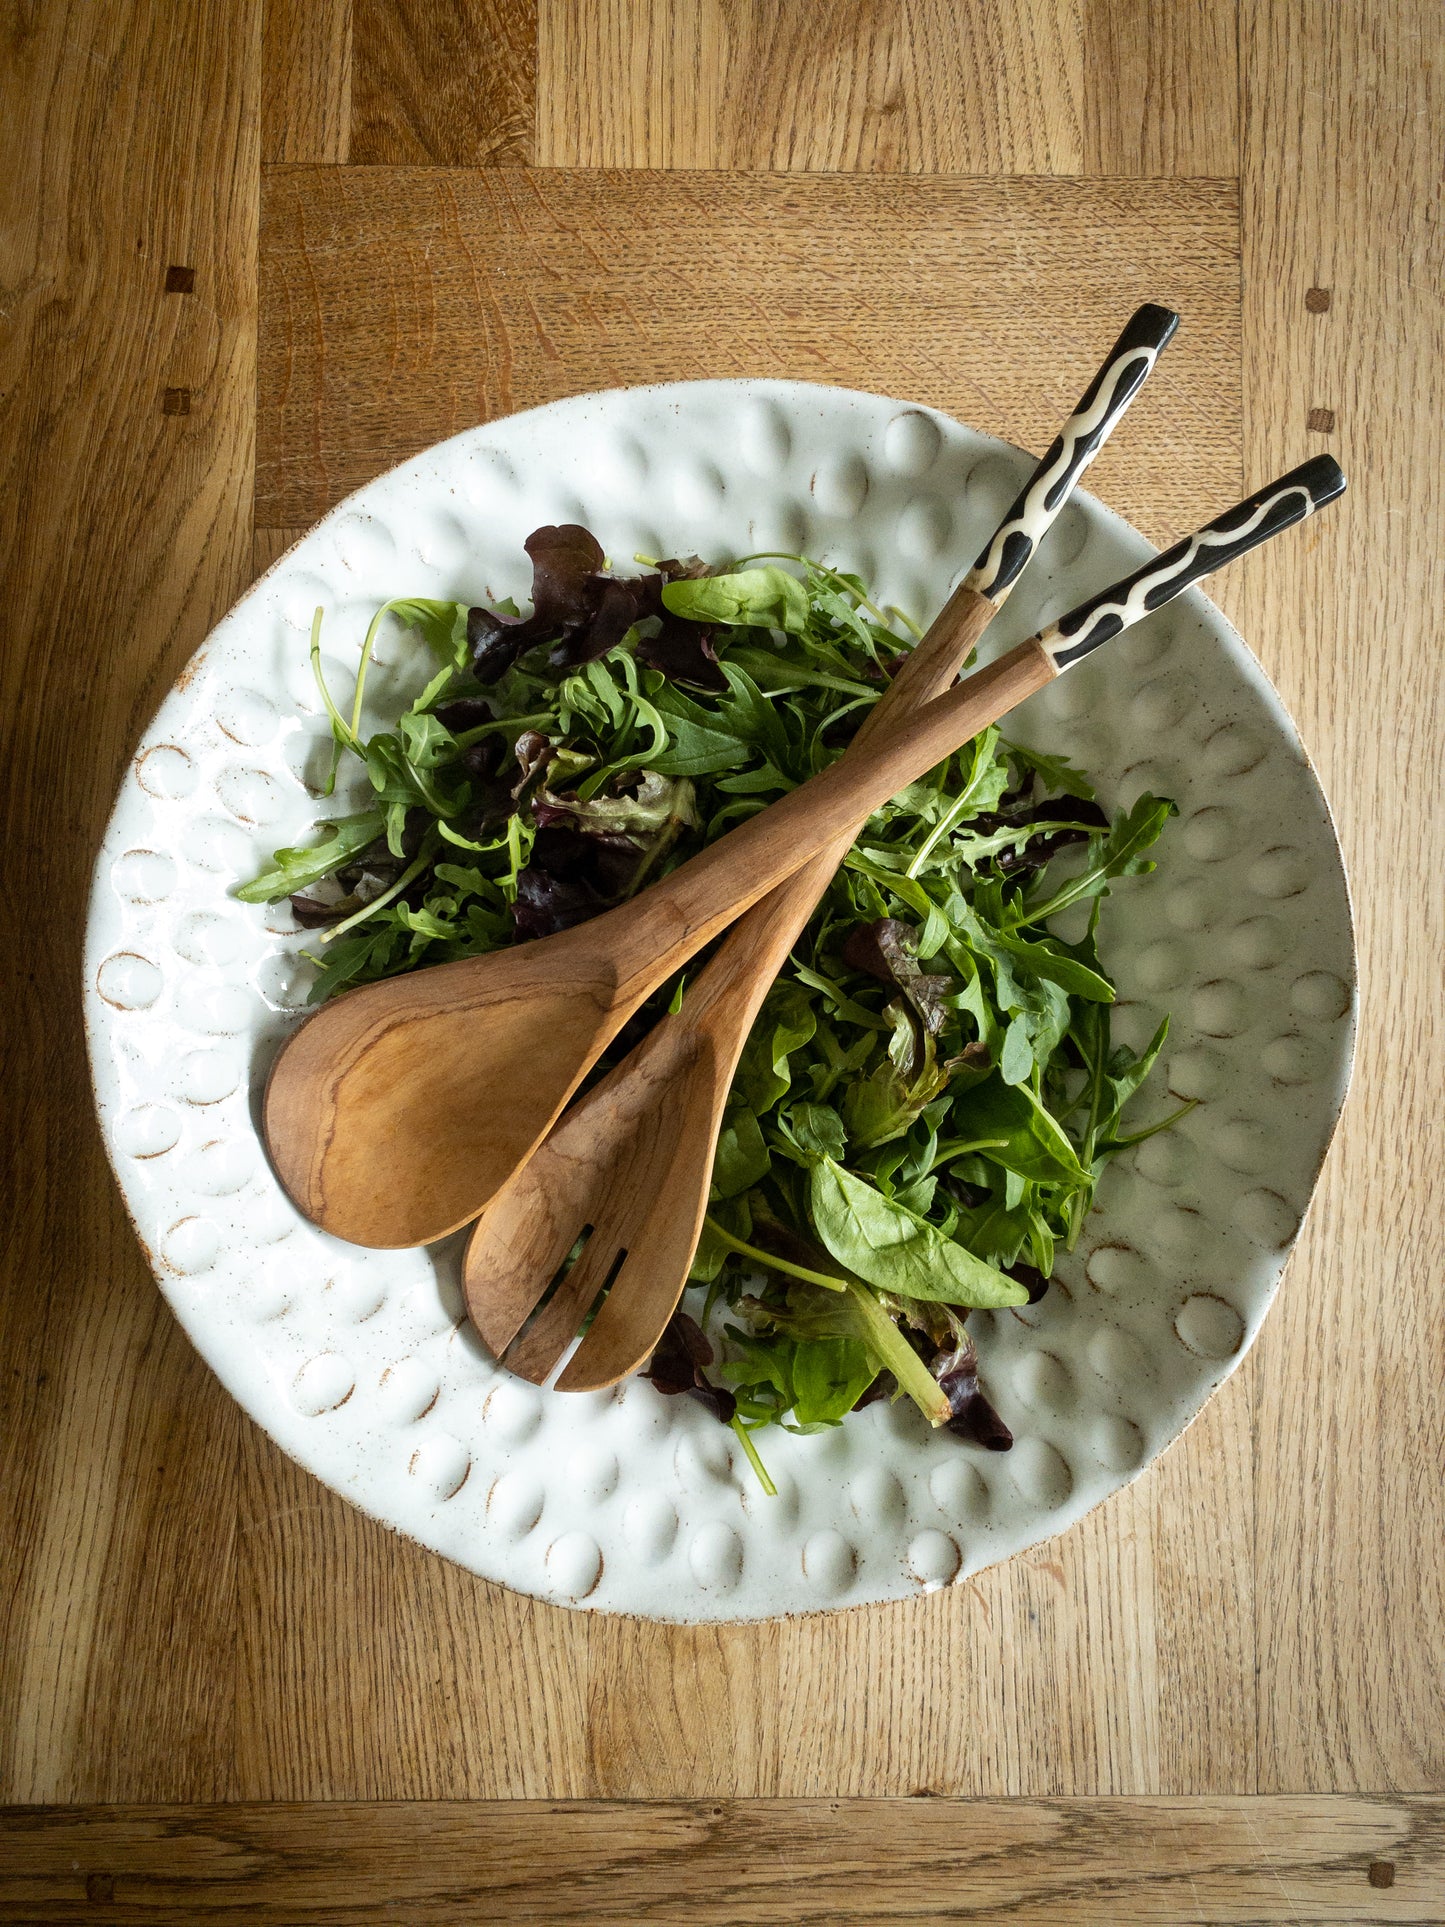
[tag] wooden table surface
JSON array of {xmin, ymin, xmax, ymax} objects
[{"xmin": 3, "ymin": 1, "xmax": 1442, "ymax": 1919}]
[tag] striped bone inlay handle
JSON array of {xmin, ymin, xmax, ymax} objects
[
  {"xmin": 1037, "ymin": 454, "xmax": 1348, "ymax": 670},
  {"xmin": 964, "ymin": 302, "xmax": 1181, "ymax": 605}
]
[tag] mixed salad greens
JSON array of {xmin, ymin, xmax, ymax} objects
[{"xmin": 240, "ymin": 525, "xmax": 1191, "ymax": 1487}]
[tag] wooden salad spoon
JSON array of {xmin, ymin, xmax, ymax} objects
[
  {"xmin": 264, "ymin": 307, "xmax": 1176, "ymax": 1250},
  {"xmin": 466, "ymin": 453, "xmax": 1346, "ymax": 1391},
  {"xmin": 454, "ymin": 303, "xmax": 1175, "ymax": 1358}
]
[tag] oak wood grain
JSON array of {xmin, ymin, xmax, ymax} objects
[
  {"xmin": 3, "ymin": 1796, "xmax": 1442, "ymax": 1922},
  {"xmin": 262, "ymin": 0, "xmax": 352, "ymax": 162},
  {"xmin": 537, "ymin": 0, "xmax": 1238, "ymax": 176},
  {"xmin": 3, "ymin": 0, "xmax": 1442, "ymax": 1836},
  {"xmin": 251, "ymin": 526, "xmax": 311, "ymax": 581},
  {"xmin": 1081, "ymin": 0, "xmax": 1239, "ymax": 177},
  {"xmin": 0, "ymin": 0, "xmax": 259, "ymax": 1805},
  {"xmin": 1234, "ymin": 0, "xmax": 1445, "ymax": 1794},
  {"xmin": 257, "ymin": 167, "xmax": 1240, "ymax": 538},
  {"xmin": 350, "ymin": 0, "xmax": 535, "ymax": 164}
]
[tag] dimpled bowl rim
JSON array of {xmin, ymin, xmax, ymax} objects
[{"xmin": 84, "ymin": 379, "xmax": 1356, "ymax": 1622}]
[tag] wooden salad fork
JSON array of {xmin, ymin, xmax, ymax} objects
[
  {"xmin": 467, "ymin": 452, "xmax": 1346, "ymax": 1392},
  {"xmin": 455, "ymin": 302, "xmax": 1177, "ymax": 1368},
  {"xmin": 264, "ymin": 308, "xmax": 1178, "ymax": 1250}
]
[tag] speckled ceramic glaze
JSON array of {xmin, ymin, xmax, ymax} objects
[{"xmin": 84, "ymin": 382, "xmax": 1355, "ymax": 1621}]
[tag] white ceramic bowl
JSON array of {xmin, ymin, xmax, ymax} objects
[{"xmin": 84, "ymin": 381, "xmax": 1354, "ymax": 1620}]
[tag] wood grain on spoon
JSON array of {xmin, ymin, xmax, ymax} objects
[
  {"xmin": 263, "ymin": 618, "xmax": 1054, "ymax": 1248},
  {"xmin": 467, "ymin": 303, "xmax": 1185, "ymax": 1382},
  {"xmin": 468, "ymin": 589, "xmax": 1003, "ymax": 1369},
  {"xmin": 490, "ymin": 630, "xmax": 1048, "ymax": 1390}
]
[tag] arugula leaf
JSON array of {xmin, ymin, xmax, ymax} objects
[
  {"xmin": 1003, "ymin": 739, "xmax": 1097, "ymax": 802},
  {"xmin": 387, "ymin": 598, "xmax": 471, "ymax": 671},
  {"xmin": 234, "ymin": 811, "xmax": 386, "ymax": 902},
  {"xmin": 646, "ymin": 681, "xmax": 753, "ymax": 776},
  {"xmin": 1025, "ymin": 793, "xmax": 1177, "ymax": 923},
  {"xmin": 399, "ymin": 710, "xmax": 459, "ymax": 770}
]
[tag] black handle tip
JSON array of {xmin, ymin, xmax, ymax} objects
[
  {"xmin": 1119, "ymin": 303, "xmax": 1181, "ymax": 356},
  {"xmin": 1293, "ymin": 452, "xmax": 1348, "ymax": 506}
]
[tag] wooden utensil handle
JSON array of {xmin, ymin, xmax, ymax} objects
[
  {"xmin": 619, "ymin": 453, "xmax": 1347, "ymax": 1006},
  {"xmin": 1040, "ymin": 454, "xmax": 1347, "ymax": 668},
  {"xmin": 965, "ymin": 303, "xmax": 1179, "ymax": 605},
  {"xmin": 682, "ymin": 303, "xmax": 1181, "ymax": 1035},
  {"xmin": 683, "ymin": 589, "xmax": 996, "ymax": 1034},
  {"xmin": 614, "ymin": 639, "xmax": 1058, "ymax": 998}
]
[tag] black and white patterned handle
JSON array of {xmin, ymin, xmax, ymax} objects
[
  {"xmin": 964, "ymin": 303, "xmax": 1180, "ymax": 605},
  {"xmin": 1038, "ymin": 454, "xmax": 1347, "ymax": 670}
]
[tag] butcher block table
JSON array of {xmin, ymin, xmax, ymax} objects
[{"xmin": 2, "ymin": 2, "xmax": 1442, "ymax": 1918}]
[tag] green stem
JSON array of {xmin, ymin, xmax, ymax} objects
[
  {"xmin": 452, "ymin": 712, "xmax": 555, "ymax": 748},
  {"xmin": 1025, "ymin": 862, "xmax": 1113, "ymax": 926},
  {"xmin": 730, "ymin": 1415, "xmax": 777, "ymax": 1497},
  {"xmin": 310, "ymin": 606, "xmax": 362, "ymax": 795},
  {"xmin": 1102, "ymin": 1097, "xmax": 1199, "ymax": 1150},
  {"xmin": 928, "ymin": 1136, "xmax": 1010, "ymax": 1172},
  {"xmin": 310, "ymin": 607, "xmax": 357, "ymax": 743},
  {"xmin": 842, "ymin": 1281, "xmax": 951, "ymax": 1428},
  {"xmin": 905, "ymin": 789, "xmax": 977, "ymax": 879},
  {"xmin": 349, "ymin": 601, "xmax": 393, "ymax": 739},
  {"xmin": 317, "ymin": 840, "xmax": 434, "ymax": 945},
  {"xmin": 702, "ymin": 1217, "xmax": 846, "ymax": 1293},
  {"xmin": 405, "ymin": 761, "xmax": 458, "ymax": 818}
]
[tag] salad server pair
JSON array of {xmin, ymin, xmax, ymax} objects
[{"xmin": 260, "ymin": 308, "xmax": 1344, "ymax": 1401}]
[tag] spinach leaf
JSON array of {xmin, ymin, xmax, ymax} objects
[
  {"xmin": 943, "ymin": 1078, "xmax": 1090, "ymax": 1187},
  {"xmin": 662, "ymin": 566, "xmax": 810, "ymax": 635},
  {"xmin": 792, "ymin": 1336, "xmax": 878, "ymax": 1425},
  {"xmin": 712, "ymin": 1105, "xmax": 770, "ymax": 1199},
  {"xmin": 809, "ymin": 1156, "xmax": 1027, "ymax": 1308}
]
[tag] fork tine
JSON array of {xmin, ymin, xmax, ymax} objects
[
  {"xmin": 505, "ymin": 1229, "xmax": 625, "ymax": 1385},
  {"xmin": 555, "ymin": 1185, "xmax": 712, "ymax": 1393},
  {"xmin": 465, "ymin": 1179, "xmax": 589, "ymax": 1357}
]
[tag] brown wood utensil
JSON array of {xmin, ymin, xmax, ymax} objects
[
  {"xmin": 460, "ymin": 308, "xmax": 1180, "ymax": 1372},
  {"xmin": 458, "ymin": 308, "xmax": 1179, "ymax": 1364},
  {"xmin": 267, "ymin": 639, "xmax": 1053, "ymax": 1246},
  {"xmin": 470, "ymin": 454, "xmax": 1346, "ymax": 1391},
  {"xmin": 264, "ymin": 311, "xmax": 1177, "ymax": 1251}
]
